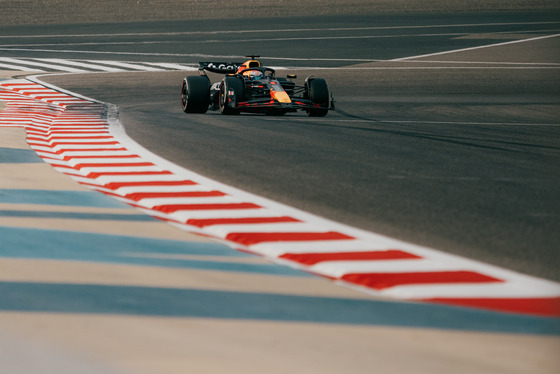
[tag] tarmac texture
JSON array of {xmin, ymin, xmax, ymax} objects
[{"xmin": 2, "ymin": 0, "xmax": 559, "ymax": 26}]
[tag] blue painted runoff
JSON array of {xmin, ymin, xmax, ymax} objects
[
  {"xmin": 0, "ymin": 282, "xmax": 558, "ymax": 335},
  {"xmin": 0, "ymin": 225, "xmax": 308, "ymax": 276},
  {"xmin": 0, "ymin": 148, "xmax": 42, "ymax": 163},
  {"xmin": 0, "ymin": 209, "xmax": 155, "ymax": 221},
  {"xmin": 0, "ymin": 189, "xmax": 131, "ymax": 208}
]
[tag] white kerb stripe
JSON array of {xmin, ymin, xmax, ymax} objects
[
  {"xmin": 111, "ymin": 186, "xmax": 214, "ymax": 194},
  {"xmin": 380, "ymin": 282, "xmax": 560, "ymax": 299},
  {"xmin": 169, "ymin": 208, "xmax": 278, "ymax": 222},
  {"xmin": 93, "ymin": 174, "xmax": 192, "ymax": 183},
  {"xmin": 77, "ymin": 166, "xmax": 163, "ymax": 174},
  {"xmin": 204, "ymin": 222, "xmax": 330, "ymax": 237},
  {"xmin": 51, "ymin": 144, "xmax": 124, "ymax": 152},
  {"xmin": 249, "ymin": 238, "xmax": 402, "ymax": 257},
  {"xmin": 41, "ymin": 58, "xmax": 126, "ymax": 72},
  {"xmin": 65, "ymin": 157, "xmax": 143, "ymax": 166},
  {"xmin": 311, "ymin": 259, "xmax": 479, "ymax": 278},
  {"xmin": 0, "ymin": 57, "xmax": 89, "ymax": 73},
  {"xmin": 134, "ymin": 196, "xmax": 238, "ymax": 208},
  {"xmin": 58, "ymin": 150, "xmax": 137, "ymax": 157}
]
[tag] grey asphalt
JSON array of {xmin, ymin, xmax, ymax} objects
[{"xmin": 4, "ymin": 11, "xmax": 559, "ymax": 281}]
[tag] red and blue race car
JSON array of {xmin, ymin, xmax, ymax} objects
[{"xmin": 181, "ymin": 56, "xmax": 335, "ymax": 116}]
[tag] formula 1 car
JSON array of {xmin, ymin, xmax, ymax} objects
[{"xmin": 181, "ymin": 56, "xmax": 334, "ymax": 116}]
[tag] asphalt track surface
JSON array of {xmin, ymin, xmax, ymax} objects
[{"xmin": 2, "ymin": 11, "xmax": 558, "ymax": 281}]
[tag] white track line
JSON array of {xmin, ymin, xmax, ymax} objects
[
  {"xmin": 0, "ymin": 61, "xmax": 46, "ymax": 71},
  {"xmin": 40, "ymin": 58, "xmax": 127, "ymax": 72},
  {"xmin": 0, "ymin": 57, "xmax": 89, "ymax": 73},
  {"xmin": 392, "ymin": 33, "xmax": 560, "ymax": 61},
  {"xmin": 78, "ymin": 60, "xmax": 164, "ymax": 71}
]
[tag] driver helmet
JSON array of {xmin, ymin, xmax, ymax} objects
[{"xmin": 243, "ymin": 69, "xmax": 263, "ymax": 80}]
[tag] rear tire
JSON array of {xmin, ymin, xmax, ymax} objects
[
  {"xmin": 306, "ymin": 78, "xmax": 329, "ymax": 117},
  {"xmin": 181, "ymin": 76, "xmax": 210, "ymax": 113}
]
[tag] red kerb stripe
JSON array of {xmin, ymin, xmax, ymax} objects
[
  {"xmin": 50, "ymin": 141, "xmax": 119, "ymax": 146},
  {"xmin": 341, "ymin": 271, "xmax": 504, "ymax": 290},
  {"xmin": 49, "ymin": 136, "xmax": 112, "ymax": 140},
  {"xmin": 75, "ymin": 162, "xmax": 155, "ymax": 169},
  {"xmin": 34, "ymin": 96, "xmax": 77, "ymax": 99},
  {"xmin": 64, "ymin": 155, "xmax": 140, "ymax": 160},
  {"xmin": 26, "ymin": 137, "xmax": 48, "ymax": 142},
  {"xmin": 50, "ymin": 164, "xmax": 75, "ymax": 169},
  {"xmin": 279, "ymin": 250, "xmax": 422, "ymax": 265},
  {"xmin": 153, "ymin": 202, "xmax": 261, "ymax": 213},
  {"xmin": 126, "ymin": 190, "xmax": 226, "ymax": 201},
  {"xmin": 103, "ymin": 180, "xmax": 197, "ymax": 189},
  {"xmin": 187, "ymin": 216, "xmax": 301, "ymax": 228},
  {"xmin": 55, "ymin": 148, "xmax": 128, "ymax": 154},
  {"xmin": 426, "ymin": 297, "xmax": 560, "ymax": 317},
  {"xmin": 87, "ymin": 170, "xmax": 172, "ymax": 178},
  {"xmin": 225, "ymin": 231, "xmax": 355, "ymax": 246},
  {"xmin": 48, "ymin": 131, "xmax": 107, "ymax": 134}
]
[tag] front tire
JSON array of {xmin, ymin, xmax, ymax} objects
[
  {"xmin": 219, "ymin": 76, "xmax": 244, "ymax": 115},
  {"xmin": 181, "ymin": 76, "xmax": 210, "ymax": 114},
  {"xmin": 306, "ymin": 78, "xmax": 329, "ymax": 117}
]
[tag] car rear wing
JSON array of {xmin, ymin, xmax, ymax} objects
[{"xmin": 199, "ymin": 62, "xmax": 243, "ymax": 74}]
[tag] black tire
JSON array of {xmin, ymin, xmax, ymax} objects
[
  {"xmin": 219, "ymin": 76, "xmax": 244, "ymax": 115},
  {"xmin": 306, "ymin": 78, "xmax": 329, "ymax": 117},
  {"xmin": 181, "ymin": 76, "xmax": 210, "ymax": 113}
]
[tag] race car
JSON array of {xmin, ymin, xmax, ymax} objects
[{"xmin": 180, "ymin": 56, "xmax": 334, "ymax": 116}]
